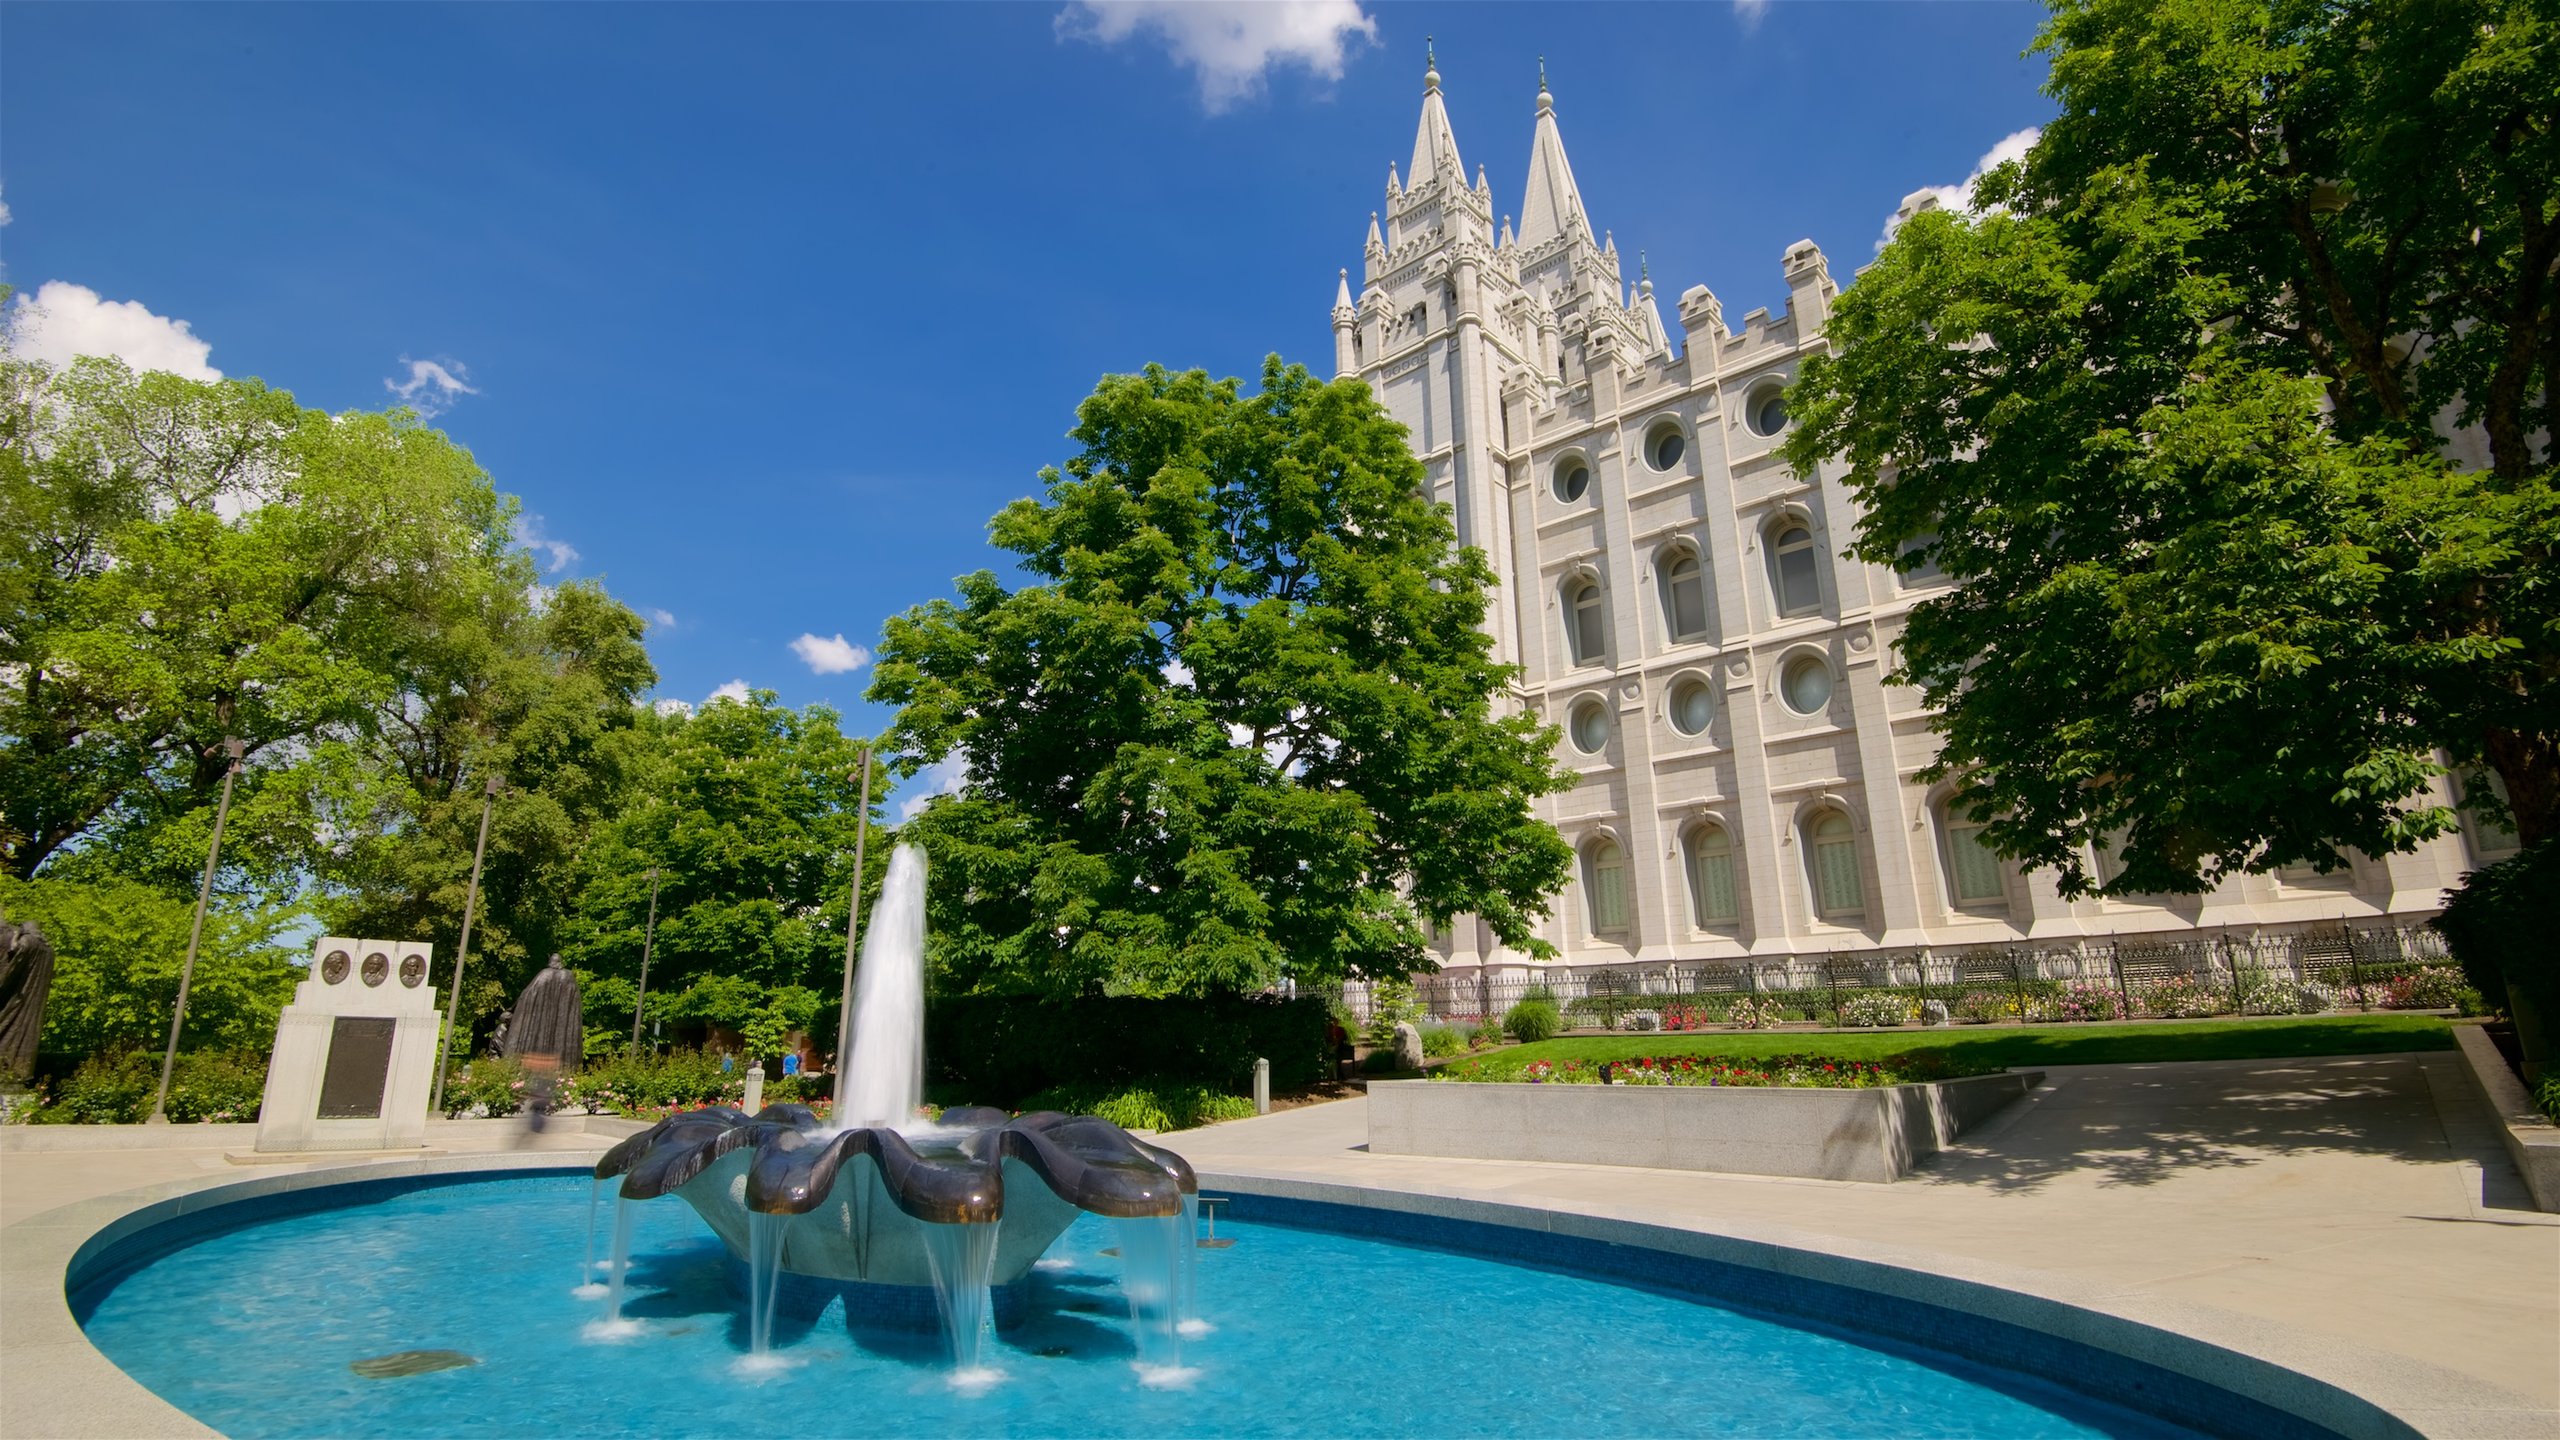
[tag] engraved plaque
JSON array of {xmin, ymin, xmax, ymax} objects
[
  {"xmin": 317, "ymin": 1017, "xmax": 396, "ymax": 1119},
  {"xmin": 399, "ymin": 954, "xmax": 425, "ymax": 988},
  {"xmin": 361, "ymin": 952, "xmax": 389, "ymax": 987},
  {"xmin": 321, "ymin": 950, "xmax": 351, "ymax": 985}
]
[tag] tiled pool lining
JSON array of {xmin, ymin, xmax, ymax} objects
[{"xmin": 5, "ymin": 1152, "xmax": 2515, "ymax": 1440}]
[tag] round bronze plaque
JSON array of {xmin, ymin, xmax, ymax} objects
[
  {"xmin": 321, "ymin": 950, "xmax": 351, "ymax": 985},
  {"xmin": 361, "ymin": 952, "xmax": 390, "ymax": 987},
  {"xmin": 399, "ymin": 954, "xmax": 426, "ymax": 988}
]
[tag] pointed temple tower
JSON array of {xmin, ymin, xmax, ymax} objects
[{"xmin": 1334, "ymin": 53, "xmax": 2476, "ymax": 982}]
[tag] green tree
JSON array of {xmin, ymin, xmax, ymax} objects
[
  {"xmin": 871, "ymin": 358, "xmax": 1572, "ymax": 1000},
  {"xmin": 0, "ymin": 875, "xmax": 299, "ymax": 1059},
  {"xmin": 1780, "ymin": 0, "xmax": 2557, "ymax": 898},
  {"xmin": 558, "ymin": 694, "xmax": 883, "ymax": 1051},
  {"xmin": 0, "ymin": 354, "xmax": 519, "ymax": 886}
]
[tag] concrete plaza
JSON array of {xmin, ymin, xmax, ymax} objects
[{"xmin": 1, "ymin": 1052, "xmax": 2553, "ymax": 1437}]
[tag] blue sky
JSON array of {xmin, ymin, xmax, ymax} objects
[{"xmin": 1, "ymin": 1, "xmax": 2053, "ymax": 816}]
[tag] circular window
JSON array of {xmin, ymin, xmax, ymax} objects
[
  {"xmin": 320, "ymin": 949, "xmax": 350, "ymax": 985},
  {"xmin": 1669, "ymin": 679, "xmax": 1713, "ymax": 736},
  {"xmin": 1780, "ymin": 656, "xmax": 1834, "ymax": 715},
  {"xmin": 1748, "ymin": 386, "xmax": 1789, "ymax": 437},
  {"xmin": 1569, "ymin": 700, "xmax": 1609, "ymax": 754},
  {"xmin": 1553, "ymin": 458, "xmax": 1591, "ymax": 503},
  {"xmin": 1647, "ymin": 424, "xmax": 1686, "ymax": 471}
]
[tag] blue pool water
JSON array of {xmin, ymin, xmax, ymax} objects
[{"xmin": 76, "ymin": 1174, "xmax": 2198, "ymax": 1439}]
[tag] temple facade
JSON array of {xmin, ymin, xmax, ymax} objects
[{"xmin": 1331, "ymin": 57, "xmax": 2513, "ymax": 975}]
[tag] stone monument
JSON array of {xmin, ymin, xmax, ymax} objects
[
  {"xmin": 255, "ymin": 937, "xmax": 439, "ymax": 1153},
  {"xmin": 0, "ymin": 920, "xmax": 56, "ymax": 1080},
  {"xmin": 501, "ymin": 954, "xmax": 583, "ymax": 1072}
]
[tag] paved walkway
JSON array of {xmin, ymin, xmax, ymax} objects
[
  {"xmin": 2, "ymin": 1059, "xmax": 2552, "ymax": 1436},
  {"xmin": 1164, "ymin": 1053, "xmax": 2560, "ymax": 1422}
]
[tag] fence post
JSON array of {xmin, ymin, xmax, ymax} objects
[
  {"xmin": 2008, "ymin": 949, "xmax": 2030, "ymax": 1024},
  {"xmin": 2107, "ymin": 942, "xmax": 2133, "ymax": 1018}
]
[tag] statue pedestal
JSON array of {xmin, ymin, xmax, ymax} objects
[{"xmin": 255, "ymin": 938, "xmax": 439, "ymax": 1153}]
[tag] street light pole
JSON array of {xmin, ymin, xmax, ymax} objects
[
  {"xmin": 631, "ymin": 867, "xmax": 661, "ymax": 1050},
  {"xmin": 147, "ymin": 737, "xmax": 245, "ymax": 1125},
  {"xmin": 429, "ymin": 775, "xmax": 501, "ymax": 1116},
  {"xmin": 831, "ymin": 743, "xmax": 875, "ymax": 1086}
]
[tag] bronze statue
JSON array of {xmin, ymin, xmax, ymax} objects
[
  {"xmin": 502, "ymin": 954, "xmax": 583, "ymax": 1073},
  {"xmin": 0, "ymin": 920, "xmax": 56, "ymax": 1080}
]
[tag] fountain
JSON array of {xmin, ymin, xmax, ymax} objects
[{"xmin": 592, "ymin": 845, "xmax": 1199, "ymax": 1373}]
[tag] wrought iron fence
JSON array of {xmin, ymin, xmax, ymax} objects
[{"xmin": 1342, "ymin": 923, "xmax": 2458, "ymax": 1033}]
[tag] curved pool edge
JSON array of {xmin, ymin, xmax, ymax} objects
[
  {"xmin": 1190, "ymin": 1170, "xmax": 2549, "ymax": 1440},
  {"xmin": 1, "ymin": 1151, "xmax": 2541, "ymax": 1440},
  {"xmin": 2, "ymin": 1148, "xmax": 609, "ymax": 1440}
]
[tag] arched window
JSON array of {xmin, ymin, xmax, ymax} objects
[
  {"xmin": 1567, "ymin": 579, "xmax": 1607, "ymax": 666},
  {"xmin": 1941, "ymin": 809, "xmax": 2006, "ymax": 904},
  {"xmin": 1583, "ymin": 838, "xmax": 1631, "ymax": 935},
  {"xmin": 1646, "ymin": 422, "xmax": 1686, "ymax": 471},
  {"xmin": 1660, "ymin": 549, "xmax": 1708, "ymax": 642},
  {"xmin": 1667, "ymin": 678, "xmax": 1713, "ymax": 737},
  {"xmin": 1685, "ymin": 824, "xmax": 1739, "ymax": 926},
  {"xmin": 1809, "ymin": 811, "xmax": 1864, "ymax": 919},
  {"xmin": 1770, "ymin": 523, "xmax": 1821, "ymax": 617}
]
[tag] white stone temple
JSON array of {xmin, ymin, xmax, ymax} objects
[{"xmin": 1332, "ymin": 56, "xmax": 2516, "ymax": 977}]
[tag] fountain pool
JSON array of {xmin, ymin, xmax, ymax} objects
[{"xmin": 72, "ymin": 1169, "xmax": 2207, "ymax": 1439}]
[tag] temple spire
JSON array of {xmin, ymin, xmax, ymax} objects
[
  {"xmin": 1410, "ymin": 38, "xmax": 1464, "ymax": 184},
  {"xmin": 1518, "ymin": 65, "xmax": 1593, "ymax": 249}
]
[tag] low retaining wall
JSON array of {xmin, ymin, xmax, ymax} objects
[
  {"xmin": 1367, "ymin": 1069, "xmax": 2042, "ymax": 1182},
  {"xmin": 2451, "ymin": 1024, "xmax": 2560, "ymax": 1212}
]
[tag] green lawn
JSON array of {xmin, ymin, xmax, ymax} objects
[{"xmin": 1472, "ymin": 1013, "xmax": 2456, "ymax": 1071}]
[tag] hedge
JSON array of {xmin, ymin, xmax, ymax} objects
[{"xmin": 923, "ymin": 993, "xmax": 1330, "ymax": 1106}]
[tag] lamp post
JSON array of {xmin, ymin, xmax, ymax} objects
[
  {"xmin": 831, "ymin": 742, "xmax": 875, "ymax": 1086},
  {"xmin": 631, "ymin": 867, "xmax": 661, "ymax": 1050},
  {"xmin": 147, "ymin": 737, "xmax": 245, "ymax": 1125},
  {"xmin": 429, "ymin": 775, "xmax": 501, "ymax": 1116}
]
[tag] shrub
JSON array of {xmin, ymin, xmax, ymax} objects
[
  {"xmin": 1419, "ymin": 1023, "xmax": 1466, "ymax": 1059},
  {"xmin": 51, "ymin": 1051, "xmax": 156, "ymax": 1123},
  {"xmin": 2139, "ymin": 976, "xmax": 2225, "ymax": 1019},
  {"xmin": 1836, "ymin": 994, "xmax": 1910, "ymax": 1028},
  {"xmin": 1502, "ymin": 998, "xmax": 1561, "ymax": 1044},
  {"xmin": 2232, "ymin": 970, "xmax": 2315, "ymax": 1016},
  {"xmin": 1465, "ymin": 1021, "xmax": 1503, "ymax": 1048},
  {"xmin": 1951, "ymin": 991, "xmax": 2009, "ymax": 1024},
  {"xmin": 1361, "ymin": 978, "xmax": 1424, "ymax": 1049},
  {"xmin": 2027, "ymin": 983, "xmax": 2127, "ymax": 1022},
  {"xmin": 163, "ymin": 1051, "xmax": 265, "ymax": 1123},
  {"xmin": 1016, "ymin": 1078, "xmax": 1255, "ymax": 1132},
  {"xmin": 925, "ymin": 994, "xmax": 1330, "ymax": 1105},
  {"xmin": 2375, "ymin": 966, "xmax": 2469, "ymax": 1011},
  {"xmin": 1360, "ymin": 1046, "xmax": 1407, "ymax": 1075},
  {"xmin": 440, "ymin": 1057, "xmax": 530, "ymax": 1118},
  {"xmin": 2536, "ymin": 1074, "xmax": 2560, "ymax": 1126}
]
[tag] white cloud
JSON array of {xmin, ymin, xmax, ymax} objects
[
  {"xmin": 1060, "ymin": 0, "xmax": 1376, "ymax": 112},
  {"xmin": 0, "ymin": 182, "xmax": 12, "ymax": 227},
  {"xmin": 384, "ymin": 355, "xmax": 478, "ymax": 417},
  {"xmin": 652, "ymin": 697, "xmax": 695, "ymax": 718},
  {"xmin": 4, "ymin": 280, "xmax": 220, "ymax": 381},
  {"xmin": 512, "ymin": 514, "xmax": 580, "ymax": 574},
  {"xmin": 526, "ymin": 582, "xmax": 555, "ymax": 613},
  {"xmin": 1881, "ymin": 127, "xmax": 2041, "ymax": 249},
  {"xmin": 789, "ymin": 632, "xmax": 872, "ymax": 675},
  {"xmin": 646, "ymin": 607, "xmax": 677, "ymax": 630},
  {"xmin": 1733, "ymin": 0, "xmax": 1770, "ymax": 33},
  {"xmin": 900, "ymin": 754, "xmax": 970, "ymax": 821},
  {"xmin": 707, "ymin": 679, "xmax": 752, "ymax": 706}
]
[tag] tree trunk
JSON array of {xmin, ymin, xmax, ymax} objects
[{"xmin": 2484, "ymin": 728, "xmax": 2560, "ymax": 850}]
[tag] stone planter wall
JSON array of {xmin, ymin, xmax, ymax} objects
[{"xmin": 1367, "ymin": 1070, "xmax": 2042, "ymax": 1183}]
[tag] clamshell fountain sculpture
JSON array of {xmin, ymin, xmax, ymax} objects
[{"xmin": 590, "ymin": 846, "xmax": 1202, "ymax": 1374}]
